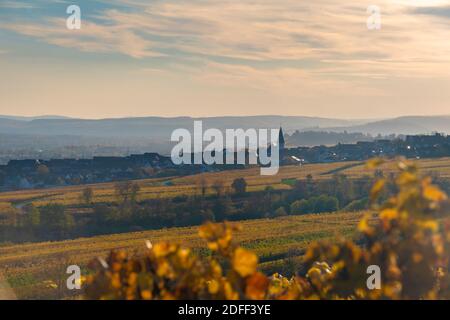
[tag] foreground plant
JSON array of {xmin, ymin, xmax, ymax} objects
[{"xmin": 85, "ymin": 159, "xmax": 450, "ymax": 300}]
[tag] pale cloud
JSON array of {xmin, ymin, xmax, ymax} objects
[
  {"xmin": 4, "ymin": 0, "xmax": 450, "ymax": 76},
  {"xmin": 1, "ymin": 18, "xmax": 162, "ymax": 58},
  {"xmin": 0, "ymin": 1, "xmax": 35, "ymax": 9},
  {"xmin": 181, "ymin": 61, "xmax": 386, "ymax": 99},
  {"xmin": 2, "ymin": 0, "xmax": 450, "ymax": 118},
  {"xmin": 127, "ymin": 0, "xmax": 450, "ymax": 72}
]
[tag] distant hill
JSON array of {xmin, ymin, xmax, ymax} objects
[
  {"xmin": 286, "ymin": 131, "xmax": 378, "ymax": 147},
  {"xmin": 0, "ymin": 114, "xmax": 448, "ymax": 162},
  {"xmin": 0, "ymin": 115, "xmax": 72, "ymax": 121},
  {"xmin": 0, "ymin": 115, "xmax": 364, "ymax": 138},
  {"xmin": 317, "ymin": 116, "xmax": 450, "ymax": 135},
  {"xmin": 0, "ymin": 115, "xmax": 448, "ymax": 142}
]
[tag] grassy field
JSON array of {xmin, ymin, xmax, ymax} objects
[
  {"xmin": 2, "ymin": 157, "xmax": 450, "ymax": 209},
  {"xmin": 0, "ymin": 161, "xmax": 360, "ymax": 208},
  {"xmin": 0, "ymin": 211, "xmax": 363, "ymax": 299}
]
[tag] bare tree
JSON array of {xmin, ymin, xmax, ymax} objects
[
  {"xmin": 115, "ymin": 181, "xmax": 131, "ymax": 203},
  {"xmin": 130, "ymin": 183, "xmax": 141, "ymax": 203},
  {"xmin": 211, "ymin": 180, "xmax": 225, "ymax": 197},
  {"xmin": 80, "ymin": 187, "xmax": 93, "ymax": 205},
  {"xmin": 197, "ymin": 176, "xmax": 208, "ymax": 197},
  {"xmin": 115, "ymin": 181, "xmax": 140, "ymax": 204}
]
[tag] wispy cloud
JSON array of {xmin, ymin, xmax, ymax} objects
[
  {"xmin": 2, "ymin": 0, "xmax": 450, "ymax": 118},
  {"xmin": 1, "ymin": 17, "xmax": 162, "ymax": 58},
  {"xmin": 3, "ymin": 1, "xmax": 450, "ymax": 72},
  {"xmin": 0, "ymin": 1, "xmax": 35, "ymax": 9},
  {"xmin": 412, "ymin": 5, "xmax": 450, "ymax": 18}
]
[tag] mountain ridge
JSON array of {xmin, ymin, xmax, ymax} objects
[{"xmin": 0, "ymin": 115, "xmax": 448, "ymax": 137}]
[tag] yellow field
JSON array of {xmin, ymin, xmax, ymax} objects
[
  {"xmin": 342, "ymin": 157, "xmax": 450, "ymax": 179},
  {"xmin": 0, "ymin": 211, "xmax": 363, "ymax": 299},
  {"xmin": 0, "ymin": 161, "xmax": 352, "ymax": 208},
  {"xmin": 1, "ymin": 157, "xmax": 450, "ymax": 209}
]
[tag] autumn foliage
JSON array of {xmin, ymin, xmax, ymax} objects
[{"xmin": 85, "ymin": 159, "xmax": 450, "ymax": 300}]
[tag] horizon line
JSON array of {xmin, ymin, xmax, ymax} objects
[{"xmin": 1, "ymin": 113, "xmax": 450, "ymax": 122}]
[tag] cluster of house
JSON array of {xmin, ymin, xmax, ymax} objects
[
  {"xmin": 285, "ymin": 133, "xmax": 450, "ymax": 163},
  {"xmin": 0, "ymin": 133, "xmax": 449, "ymax": 191},
  {"xmin": 0, "ymin": 153, "xmax": 175, "ymax": 190}
]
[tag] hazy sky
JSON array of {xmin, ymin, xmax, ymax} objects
[{"xmin": 1, "ymin": 0, "xmax": 450, "ymax": 119}]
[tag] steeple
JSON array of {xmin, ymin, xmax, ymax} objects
[{"xmin": 278, "ymin": 127, "xmax": 285, "ymax": 149}]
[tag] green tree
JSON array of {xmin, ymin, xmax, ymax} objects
[
  {"xmin": 274, "ymin": 207, "xmax": 287, "ymax": 217},
  {"xmin": 93, "ymin": 204, "xmax": 120, "ymax": 225},
  {"xmin": 290, "ymin": 199, "xmax": 311, "ymax": 214},
  {"xmin": 24, "ymin": 204, "xmax": 40, "ymax": 227},
  {"xmin": 212, "ymin": 196, "xmax": 233, "ymax": 221},
  {"xmin": 231, "ymin": 178, "xmax": 247, "ymax": 195},
  {"xmin": 39, "ymin": 204, "xmax": 74, "ymax": 236}
]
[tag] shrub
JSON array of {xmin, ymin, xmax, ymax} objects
[
  {"xmin": 274, "ymin": 207, "xmax": 287, "ymax": 217},
  {"xmin": 290, "ymin": 199, "xmax": 311, "ymax": 215},
  {"xmin": 290, "ymin": 195, "xmax": 339, "ymax": 215},
  {"xmin": 342, "ymin": 198, "xmax": 369, "ymax": 212},
  {"xmin": 231, "ymin": 178, "xmax": 247, "ymax": 195}
]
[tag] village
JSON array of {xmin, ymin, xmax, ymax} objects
[{"xmin": 0, "ymin": 133, "xmax": 449, "ymax": 191}]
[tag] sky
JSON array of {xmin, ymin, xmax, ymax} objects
[{"xmin": 1, "ymin": 0, "xmax": 450, "ymax": 119}]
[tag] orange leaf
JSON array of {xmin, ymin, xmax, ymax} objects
[
  {"xmin": 232, "ymin": 247, "xmax": 258, "ymax": 277},
  {"xmin": 246, "ymin": 272, "xmax": 269, "ymax": 300},
  {"xmin": 370, "ymin": 179, "xmax": 385, "ymax": 202},
  {"xmin": 423, "ymin": 185, "xmax": 447, "ymax": 202}
]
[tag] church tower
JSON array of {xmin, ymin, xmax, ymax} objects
[
  {"xmin": 278, "ymin": 127, "xmax": 285, "ymax": 151},
  {"xmin": 278, "ymin": 127, "xmax": 285, "ymax": 162}
]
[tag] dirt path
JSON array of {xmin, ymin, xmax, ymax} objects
[
  {"xmin": 320, "ymin": 162, "xmax": 364, "ymax": 176},
  {"xmin": 11, "ymin": 193, "xmax": 61, "ymax": 210}
]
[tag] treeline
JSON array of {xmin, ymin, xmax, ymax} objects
[
  {"xmin": 2, "ymin": 173, "xmax": 450, "ymax": 243},
  {"xmin": 286, "ymin": 130, "xmax": 399, "ymax": 147}
]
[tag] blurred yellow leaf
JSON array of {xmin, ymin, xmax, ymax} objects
[
  {"xmin": 380, "ymin": 209, "xmax": 398, "ymax": 221},
  {"xmin": 370, "ymin": 179, "xmax": 385, "ymax": 202},
  {"xmin": 223, "ymin": 280, "xmax": 239, "ymax": 300},
  {"xmin": 246, "ymin": 272, "xmax": 269, "ymax": 300},
  {"xmin": 207, "ymin": 242, "xmax": 219, "ymax": 251},
  {"xmin": 232, "ymin": 247, "xmax": 258, "ymax": 277},
  {"xmin": 366, "ymin": 158, "xmax": 384, "ymax": 169},
  {"xmin": 153, "ymin": 243, "xmax": 177, "ymax": 258},
  {"xmin": 198, "ymin": 223, "xmax": 214, "ymax": 240},
  {"xmin": 357, "ymin": 214, "xmax": 373, "ymax": 234},
  {"xmin": 210, "ymin": 260, "xmax": 222, "ymax": 277},
  {"xmin": 416, "ymin": 220, "xmax": 439, "ymax": 232},
  {"xmin": 208, "ymin": 279, "xmax": 220, "ymax": 294},
  {"xmin": 423, "ymin": 185, "xmax": 447, "ymax": 202},
  {"xmin": 397, "ymin": 172, "xmax": 417, "ymax": 185},
  {"xmin": 141, "ymin": 290, "xmax": 152, "ymax": 300}
]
